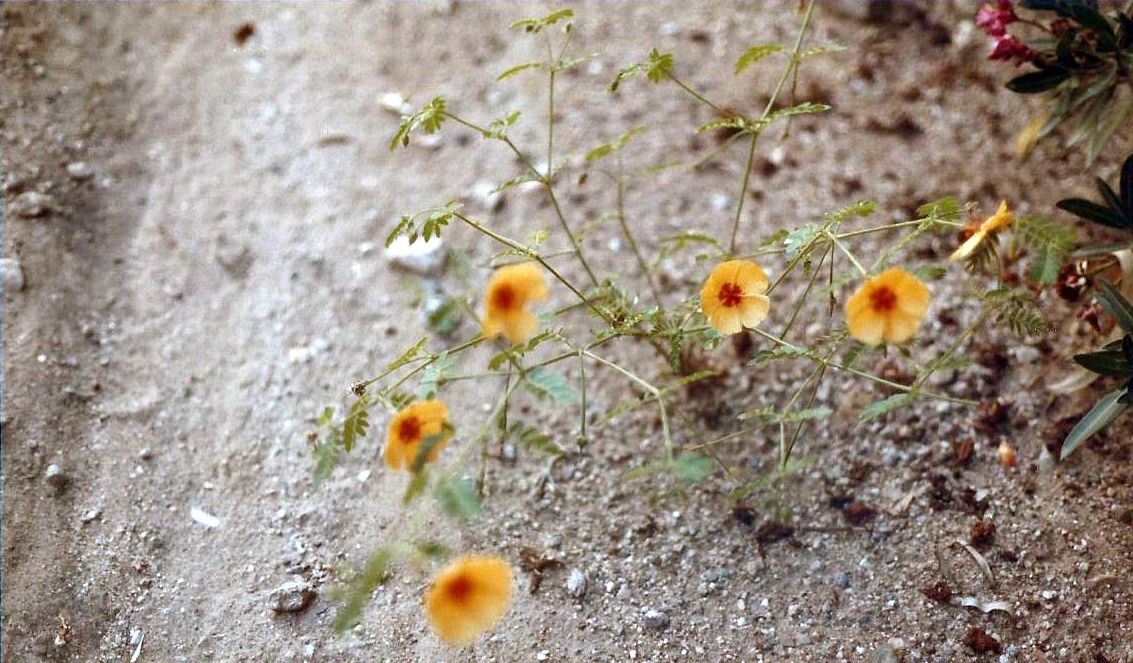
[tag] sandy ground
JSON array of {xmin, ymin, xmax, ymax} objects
[{"xmin": 3, "ymin": 2, "xmax": 1132, "ymax": 662}]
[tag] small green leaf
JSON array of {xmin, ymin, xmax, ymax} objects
[
  {"xmin": 859, "ymin": 393, "xmax": 912, "ymax": 422},
  {"xmin": 609, "ymin": 49, "xmax": 673, "ymax": 91},
  {"xmin": 418, "ymin": 354, "xmax": 456, "ymax": 400},
  {"xmin": 435, "ymin": 475, "xmax": 482, "ymax": 520},
  {"xmin": 333, "ymin": 547, "xmax": 393, "ymax": 633},
  {"xmin": 917, "ymin": 196, "xmax": 964, "ymax": 223},
  {"xmin": 585, "ymin": 126, "xmax": 645, "ymax": 162},
  {"xmin": 509, "ymin": 8, "xmax": 574, "ymax": 33},
  {"xmin": 403, "ymin": 469, "xmax": 430, "ymax": 504},
  {"xmin": 782, "ymin": 406, "xmax": 833, "ymax": 422},
  {"xmin": 342, "ymin": 394, "xmax": 371, "ymax": 453},
  {"xmin": 497, "ymin": 61, "xmax": 543, "ymax": 81},
  {"xmin": 1006, "ymin": 68, "xmax": 1071, "ymax": 94},
  {"xmin": 672, "ymin": 452, "xmax": 713, "ymax": 484},
  {"xmin": 784, "ymin": 223, "xmax": 823, "ymax": 257},
  {"xmin": 1061, "ymin": 388, "xmax": 1131, "ymax": 460},
  {"xmin": 384, "ymin": 337, "xmax": 429, "ymax": 373},
  {"xmin": 508, "ymin": 421, "xmax": 563, "ymax": 456},
  {"xmin": 826, "ymin": 199, "xmax": 877, "ymax": 222},
  {"xmin": 411, "ymin": 427, "xmax": 453, "ymax": 473},
  {"xmin": 389, "ymin": 96, "xmax": 447, "ymax": 151},
  {"xmin": 734, "ymin": 44, "xmax": 783, "ymax": 74},
  {"xmin": 1014, "ymin": 214, "xmax": 1076, "ymax": 284},
  {"xmin": 1096, "ymin": 279, "xmax": 1133, "ymax": 333},
  {"xmin": 523, "ymin": 366, "xmax": 578, "ymax": 404}
]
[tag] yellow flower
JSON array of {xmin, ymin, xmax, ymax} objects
[
  {"xmin": 950, "ymin": 201, "xmax": 1014, "ymax": 261},
  {"xmin": 383, "ymin": 399, "xmax": 451, "ymax": 470},
  {"xmin": 482, "ymin": 262, "xmax": 548, "ymax": 344},
  {"xmin": 699, "ymin": 259, "xmax": 771, "ymax": 335},
  {"xmin": 425, "ymin": 554, "xmax": 513, "ymax": 646},
  {"xmin": 845, "ymin": 267, "xmax": 930, "ymax": 346}
]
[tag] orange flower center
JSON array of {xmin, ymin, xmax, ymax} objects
[
  {"xmin": 444, "ymin": 573, "xmax": 473, "ymax": 605},
  {"xmin": 398, "ymin": 416, "xmax": 422, "ymax": 444},
  {"xmin": 718, "ymin": 282, "xmax": 744, "ymax": 308},
  {"xmin": 869, "ymin": 285, "xmax": 897, "ymax": 313},
  {"xmin": 491, "ymin": 284, "xmax": 518, "ymax": 312}
]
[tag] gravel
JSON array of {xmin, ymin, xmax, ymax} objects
[
  {"xmin": 642, "ymin": 608, "xmax": 669, "ymax": 630},
  {"xmin": 44, "ymin": 463, "xmax": 68, "ymax": 491}
]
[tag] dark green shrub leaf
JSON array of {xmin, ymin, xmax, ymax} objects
[
  {"xmin": 1057, "ymin": 197, "xmax": 1130, "ymax": 229},
  {"xmin": 1096, "ymin": 279, "xmax": 1133, "ymax": 333},
  {"xmin": 1061, "ymin": 388, "xmax": 1131, "ymax": 460},
  {"xmin": 1006, "ymin": 69, "xmax": 1071, "ymax": 94}
]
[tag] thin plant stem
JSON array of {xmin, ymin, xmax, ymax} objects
[
  {"xmin": 612, "ymin": 161, "xmax": 662, "ymax": 303},
  {"xmin": 665, "ymin": 72, "xmax": 726, "ymax": 114},
  {"xmin": 727, "ymin": 0, "xmax": 817, "ymax": 255},
  {"xmin": 829, "ymin": 232, "xmax": 868, "ymax": 277},
  {"xmin": 584, "ymin": 350, "xmax": 674, "ymax": 464}
]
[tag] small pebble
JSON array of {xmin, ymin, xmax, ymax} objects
[
  {"xmin": 469, "ymin": 180, "xmax": 503, "ymax": 212},
  {"xmin": 80, "ymin": 506, "xmax": 102, "ymax": 523},
  {"xmin": 566, "ymin": 569, "xmax": 588, "ymax": 598},
  {"xmin": 642, "ymin": 608, "xmax": 669, "ymax": 630},
  {"xmin": 833, "ymin": 571, "xmax": 850, "ymax": 589},
  {"xmin": 269, "ymin": 580, "xmax": 317, "ymax": 613},
  {"xmin": 11, "ymin": 191, "xmax": 58, "ymax": 218},
  {"xmin": 1, "ymin": 258, "xmax": 26, "ymax": 291},
  {"xmin": 385, "ymin": 235, "xmax": 446, "ymax": 276},
  {"xmin": 66, "ymin": 162, "xmax": 94, "ymax": 180},
  {"xmin": 139, "ymin": 447, "xmax": 153, "ymax": 461},
  {"xmin": 710, "ymin": 193, "xmax": 732, "ymax": 212},
  {"xmin": 45, "ymin": 463, "xmax": 68, "ymax": 490}
]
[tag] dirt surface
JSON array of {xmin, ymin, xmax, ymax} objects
[{"xmin": 3, "ymin": 2, "xmax": 1132, "ymax": 662}]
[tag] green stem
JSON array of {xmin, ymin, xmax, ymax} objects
[
  {"xmin": 665, "ymin": 72, "xmax": 726, "ymax": 114},
  {"xmin": 728, "ymin": 133, "xmax": 759, "ymax": 256},
  {"xmin": 584, "ymin": 350, "xmax": 674, "ymax": 464}
]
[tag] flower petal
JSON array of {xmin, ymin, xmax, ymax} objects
[{"xmin": 738, "ymin": 294, "xmax": 770, "ymax": 329}]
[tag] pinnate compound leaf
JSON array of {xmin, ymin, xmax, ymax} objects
[
  {"xmin": 734, "ymin": 44, "xmax": 783, "ymax": 74},
  {"xmin": 523, "ymin": 366, "xmax": 578, "ymax": 404},
  {"xmin": 333, "ymin": 547, "xmax": 393, "ymax": 633},
  {"xmin": 389, "ymin": 96, "xmax": 446, "ymax": 151},
  {"xmin": 435, "ymin": 475, "xmax": 482, "ymax": 520},
  {"xmin": 859, "ymin": 393, "xmax": 912, "ymax": 422}
]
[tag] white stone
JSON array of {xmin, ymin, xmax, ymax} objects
[{"xmin": 385, "ymin": 235, "xmax": 446, "ymax": 276}]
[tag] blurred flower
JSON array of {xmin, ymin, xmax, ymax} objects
[
  {"xmin": 425, "ymin": 554, "xmax": 513, "ymax": 646},
  {"xmin": 384, "ymin": 399, "xmax": 451, "ymax": 470},
  {"xmin": 845, "ymin": 267, "xmax": 931, "ymax": 346},
  {"xmin": 976, "ymin": 0, "xmax": 1018, "ymax": 37},
  {"xmin": 1015, "ymin": 110, "xmax": 1050, "ymax": 157},
  {"xmin": 950, "ymin": 201, "xmax": 1015, "ymax": 262},
  {"xmin": 482, "ymin": 262, "xmax": 548, "ymax": 344},
  {"xmin": 699, "ymin": 259, "xmax": 771, "ymax": 335},
  {"xmin": 988, "ymin": 34, "xmax": 1036, "ymax": 63}
]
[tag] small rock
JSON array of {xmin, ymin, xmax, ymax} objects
[
  {"xmin": 45, "ymin": 463, "xmax": 68, "ymax": 490},
  {"xmin": 66, "ymin": 162, "xmax": 94, "ymax": 180},
  {"xmin": 417, "ymin": 134, "xmax": 444, "ymax": 151},
  {"xmin": 469, "ymin": 180, "xmax": 503, "ymax": 212},
  {"xmin": 379, "ymin": 91, "xmax": 411, "ymax": 116},
  {"xmin": 1, "ymin": 258, "xmax": 26, "ymax": 291},
  {"xmin": 80, "ymin": 506, "xmax": 102, "ymax": 523},
  {"xmin": 566, "ymin": 569, "xmax": 588, "ymax": 598},
  {"xmin": 139, "ymin": 447, "xmax": 153, "ymax": 461},
  {"xmin": 832, "ymin": 571, "xmax": 850, "ymax": 589},
  {"xmin": 269, "ymin": 580, "xmax": 317, "ymax": 613},
  {"xmin": 11, "ymin": 191, "xmax": 58, "ymax": 218},
  {"xmin": 710, "ymin": 193, "xmax": 732, "ymax": 212},
  {"xmin": 659, "ymin": 22, "xmax": 682, "ymax": 37},
  {"xmin": 385, "ymin": 235, "xmax": 446, "ymax": 276},
  {"xmin": 1009, "ymin": 346, "xmax": 1040, "ymax": 364},
  {"xmin": 642, "ymin": 608, "xmax": 669, "ymax": 630}
]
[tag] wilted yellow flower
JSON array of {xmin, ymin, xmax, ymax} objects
[
  {"xmin": 384, "ymin": 399, "xmax": 451, "ymax": 470},
  {"xmin": 699, "ymin": 259, "xmax": 771, "ymax": 335},
  {"xmin": 482, "ymin": 263, "xmax": 548, "ymax": 344},
  {"xmin": 425, "ymin": 554, "xmax": 513, "ymax": 646},
  {"xmin": 1015, "ymin": 110, "xmax": 1050, "ymax": 158},
  {"xmin": 845, "ymin": 267, "xmax": 930, "ymax": 346},
  {"xmin": 950, "ymin": 201, "xmax": 1014, "ymax": 261}
]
